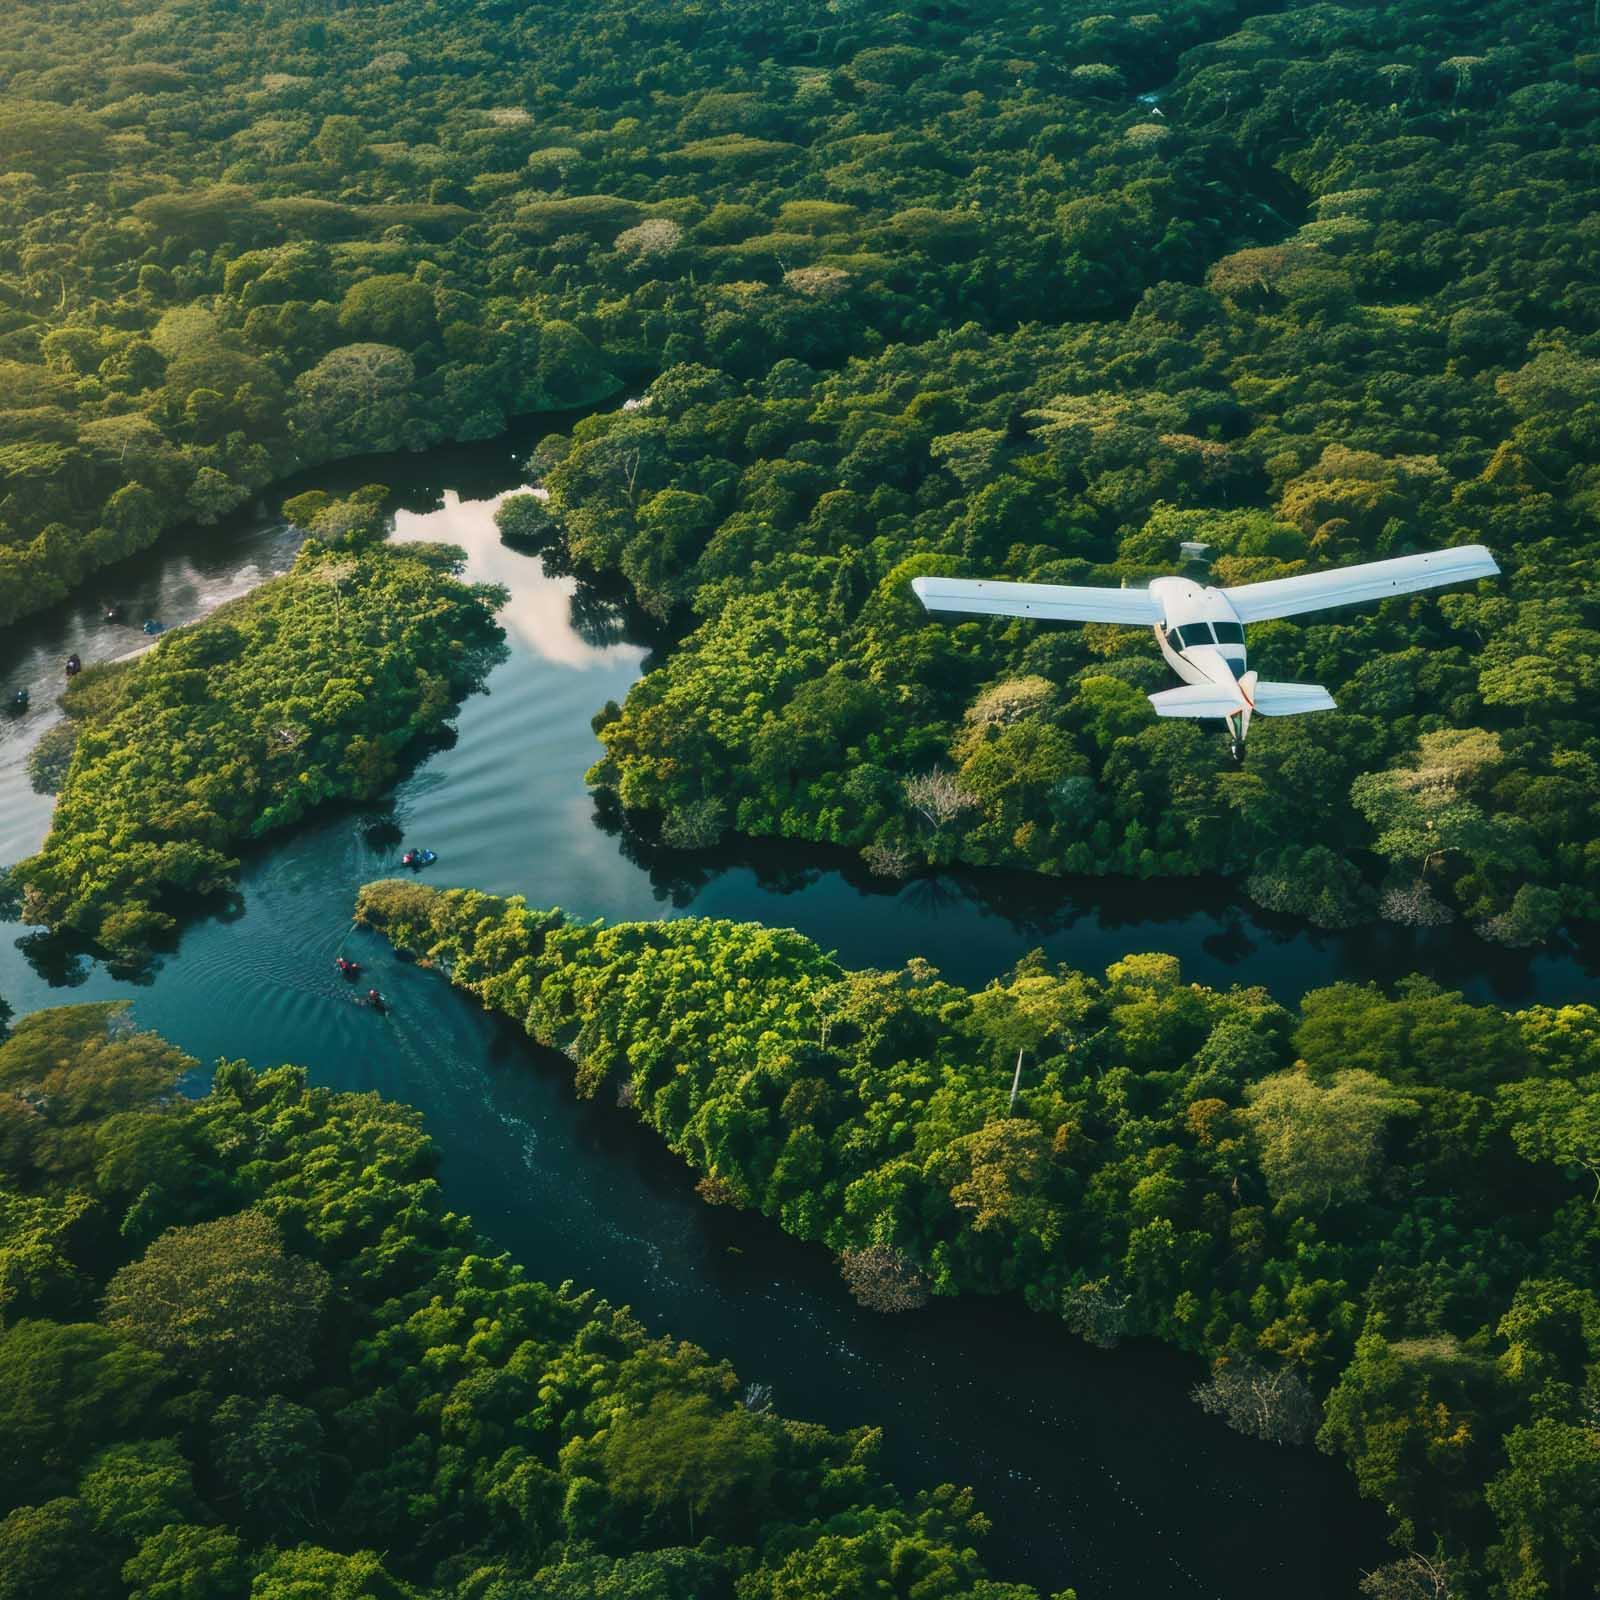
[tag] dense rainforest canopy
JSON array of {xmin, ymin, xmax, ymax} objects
[
  {"xmin": 2, "ymin": 0, "xmax": 1598, "ymax": 928},
  {"xmin": 356, "ymin": 880, "xmax": 1600, "ymax": 1600},
  {"xmin": 0, "ymin": 0, "xmax": 1281, "ymax": 621},
  {"xmin": 4, "ymin": 0, "xmax": 1600, "ymax": 1595},
  {"xmin": 0, "ymin": 1002, "xmax": 1047, "ymax": 1600},
  {"xmin": 5, "ymin": 502, "xmax": 507, "ymax": 966}
]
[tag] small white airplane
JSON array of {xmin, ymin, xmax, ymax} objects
[{"xmin": 912, "ymin": 544, "xmax": 1500, "ymax": 759}]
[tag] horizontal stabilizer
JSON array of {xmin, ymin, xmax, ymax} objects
[
  {"xmin": 1148, "ymin": 684, "xmax": 1245, "ymax": 718},
  {"xmin": 1148, "ymin": 681, "xmax": 1336, "ymax": 719},
  {"xmin": 1249, "ymin": 680, "xmax": 1337, "ymax": 715}
]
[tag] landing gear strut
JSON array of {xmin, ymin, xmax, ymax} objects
[{"xmin": 1227, "ymin": 711, "xmax": 1247, "ymax": 763}]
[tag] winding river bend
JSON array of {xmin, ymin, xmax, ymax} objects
[{"xmin": 3, "ymin": 427, "xmax": 1596, "ymax": 1596}]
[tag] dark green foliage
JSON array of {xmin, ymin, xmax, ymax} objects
[
  {"xmin": 0, "ymin": 0, "xmax": 1283, "ymax": 623},
  {"xmin": 3, "ymin": 0, "xmax": 1596, "ymax": 934},
  {"xmin": 355, "ymin": 880, "xmax": 1600, "ymax": 1597},
  {"xmin": 7, "ymin": 0, "xmax": 1600, "ymax": 1587},
  {"xmin": 8, "ymin": 526, "xmax": 506, "ymax": 965},
  {"xmin": 102, "ymin": 1211, "xmax": 331, "ymax": 1390},
  {"xmin": 493, "ymin": 492, "xmax": 562, "ymax": 558},
  {"xmin": 0, "ymin": 1000, "xmax": 192, "ymax": 1187},
  {"xmin": 0, "ymin": 1497, "xmax": 118, "ymax": 1600},
  {"xmin": 0, "ymin": 1321, "xmax": 165, "ymax": 1510},
  {"xmin": 0, "ymin": 1002, "xmax": 1031, "ymax": 1600},
  {"xmin": 77, "ymin": 1440, "xmax": 199, "ymax": 1543},
  {"xmin": 282, "ymin": 483, "xmax": 391, "ymax": 549},
  {"xmin": 24, "ymin": 721, "xmax": 77, "ymax": 796}
]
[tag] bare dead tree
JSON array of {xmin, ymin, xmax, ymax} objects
[
  {"xmin": 309, "ymin": 554, "xmax": 359, "ymax": 635},
  {"xmin": 695, "ymin": 1172, "xmax": 746, "ymax": 1209},
  {"xmin": 613, "ymin": 446, "xmax": 642, "ymax": 502},
  {"xmin": 1062, "ymin": 1279, "xmax": 1131, "ymax": 1349},
  {"xmin": 903, "ymin": 769, "xmax": 977, "ymax": 830},
  {"xmin": 861, "ymin": 838, "xmax": 917, "ymax": 879},
  {"xmin": 837, "ymin": 1245, "xmax": 929, "ymax": 1313},
  {"xmin": 268, "ymin": 722, "xmax": 310, "ymax": 757},
  {"xmin": 1192, "ymin": 1359, "xmax": 1321, "ymax": 1445},
  {"xmin": 1359, "ymin": 1552, "xmax": 1458, "ymax": 1600},
  {"xmin": 1380, "ymin": 877, "xmax": 1454, "ymax": 927}
]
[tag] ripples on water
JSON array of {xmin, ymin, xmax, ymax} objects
[{"xmin": 3, "ymin": 434, "xmax": 1591, "ymax": 1595}]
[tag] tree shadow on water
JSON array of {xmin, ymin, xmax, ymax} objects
[
  {"xmin": 13, "ymin": 930, "xmax": 95, "ymax": 988},
  {"xmin": 361, "ymin": 812, "xmax": 406, "ymax": 852},
  {"xmin": 568, "ymin": 585, "xmax": 635, "ymax": 651},
  {"xmin": 895, "ymin": 871, "xmax": 972, "ymax": 922},
  {"xmin": 1201, "ymin": 916, "xmax": 1259, "ymax": 968}
]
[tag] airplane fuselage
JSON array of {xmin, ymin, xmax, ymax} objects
[{"xmin": 1150, "ymin": 577, "xmax": 1248, "ymax": 689}]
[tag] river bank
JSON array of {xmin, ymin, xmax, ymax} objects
[
  {"xmin": 0, "ymin": 436, "xmax": 1589, "ymax": 1599},
  {"xmin": 5, "ymin": 461, "xmax": 1595, "ymax": 1004}
]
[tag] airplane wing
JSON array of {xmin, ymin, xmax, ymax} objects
[
  {"xmin": 1222, "ymin": 545, "xmax": 1499, "ymax": 623},
  {"xmin": 911, "ymin": 575, "xmax": 1160, "ymax": 625}
]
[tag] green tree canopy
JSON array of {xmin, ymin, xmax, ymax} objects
[{"xmin": 102, "ymin": 1211, "xmax": 330, "ymax": 1391}]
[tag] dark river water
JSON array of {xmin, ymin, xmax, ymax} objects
[{"xmin": 3, "ymin": 424, "xmax": 1596, "ymax": 1596}]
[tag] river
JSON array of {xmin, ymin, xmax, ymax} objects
[{"xmin": 3, "ymin": 424, "xmax": 1595, "ymax": 1596}]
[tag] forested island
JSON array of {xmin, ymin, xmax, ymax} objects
[
  {"xmin": 5, "ymin": 495, "xmax": 507, "ymax": 967},
  {"xmin": 3, "ymin": 0, "xmax": 1600, "ymax": 1595}
]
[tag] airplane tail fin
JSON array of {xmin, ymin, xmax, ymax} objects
[{"xmin": 1249, "ymin": 680, "xmax": 1336, "ymax": 716}]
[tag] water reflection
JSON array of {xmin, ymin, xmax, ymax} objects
[
  {"xmin": 394, "ymin": 490, "xmax": 645, "ymax": 671},
  {"xmin": 598, "ymin": 810, "xmax": 1599, "ymax": 1005},
  {"xmin": 1202, "ymin": 916, "xmax": 1260, "ymax": 967},
  {"xmin": 0, "ymin": 524, "xmax": 306, "ymax": 868}
]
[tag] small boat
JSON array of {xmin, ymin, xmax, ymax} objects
[
  {"xmin": 65, "ymin": 653, "xmax": 81, "ymax": 678},
  {"xmin": 336, "ymin": 956, "xmax": 361, "ymax": 978},
  {"xmin": 142, "ymin": 619, "xmax": 164, "ymax": 636},
  {"xmin": 401, "ymin": 847, "xmax": 437, "ymax": 869}
]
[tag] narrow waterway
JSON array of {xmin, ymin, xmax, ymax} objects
[{"xmin": 2, "ymin": 430, "xmax": 1594, "ymax": 1595}]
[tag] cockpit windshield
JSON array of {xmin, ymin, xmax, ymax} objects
[
  {"xmin": 1213, "ymin": 621, "xmax": 1245, "ymax": 645},
  {"xmin": 1173, "ymin": 623, "xmax": 1215, "ymax": 650}
]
